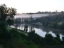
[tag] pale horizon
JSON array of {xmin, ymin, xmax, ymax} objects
[{"xmin": 0, "ymin": 0, "xmax": 64, "ymax": 13}]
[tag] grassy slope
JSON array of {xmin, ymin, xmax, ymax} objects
[
  {"xmin": 0, "ymin": 27, "xmax": 64, "ymax": 48},
  {"xmin": 0, "ymin": 28, "xmax": 39, "ymax": 48}
]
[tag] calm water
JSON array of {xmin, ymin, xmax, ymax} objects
[{"xmin": 14, "ymin": 14, "xmax": 64, "ymax": 40}]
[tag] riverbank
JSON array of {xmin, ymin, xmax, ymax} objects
[{"xmin": 1, "ymin": 26, "xmax": 64, "ymax": 48}]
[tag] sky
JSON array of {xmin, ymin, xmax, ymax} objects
[{"xmin": 0, "ymin": 0, "xmax": 64, "ymax": 13}]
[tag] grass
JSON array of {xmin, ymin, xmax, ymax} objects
[
  {"xmin": 0, "ymin": 45, "xmax": 3, "ymax": 48},
  {"xmin": 0, "ymin": 28, "xmax": 39, "ymax": 48}
]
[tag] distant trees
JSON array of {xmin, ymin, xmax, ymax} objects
[
  {"xmin": 28, "ymin": 12, "xmax": 64, "ymax": 29},
  {"xmin": 14, "ymin": 18, "xmax": 21, "ymax": 29}
]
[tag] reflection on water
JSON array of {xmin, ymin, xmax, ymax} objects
[
  {"xmin": 48, "ymin": 31, "xmax": 56, "ymax": 37},
  {"xmin": 11, "ymin": 24, "xmax": 64, "ymax": 40},
  {"xmin": 34, "ymin": 28, "xmax": 46, "ymax": 37}
]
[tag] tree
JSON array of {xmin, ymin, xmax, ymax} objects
[
  {"xmin": 24, "ymin": 25, "xmax": 28, "ymax": 32},
  {"xmin": 0, "ymin": 4, "xmax": 16, "ymax": 26},
  {"xmin": 0, "ymin": 4, "xmax": 16, "ymax": 48},
  {"xmin": 45, "ymin": 34, "xmax": 53, "ymax": 45}
]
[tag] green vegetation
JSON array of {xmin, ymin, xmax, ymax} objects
[
  {"xmin": 1, "ymin": 26, "xmax": 64, "ymax": 48},
  {"xmin": 40, "ymin": 12, "xmax": 64, "ymax": 29},
  {"xmin": 0, "ymin": 27, "xmax": 39, "ymax": 48},
  {"xmin": 26, "ymin": 12, "xmax": 64, "ymax": 29},
  {"xmin": 0, "ymin": 4, "xmax": 38, "ymax": 48},
  {"xmin": 0, "ymin": 4, "xmax": 64, "ymax": 48},
  {"xmin": 28, "ymin": 31, "xmax": 64, "ymax": 45}
]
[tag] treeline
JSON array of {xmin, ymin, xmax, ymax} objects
[
  {"xmin": 25, "ymin": 12, "xmax": 64, "ymax": 29},
  {"xmin": 40, "ymin": 12, "xmax": 64, "ymax": 29},
  {"xmin": 26, "ymin": 11, "xmax": 63, "ymax": 14}
]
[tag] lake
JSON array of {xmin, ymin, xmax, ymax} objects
[{"xmin": 14, "ymin": 14, "xmax": 64, "ymax": 40}]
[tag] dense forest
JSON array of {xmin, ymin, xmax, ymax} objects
[{"xmin": 0, "ymin": 4, "xmax": 64, "ymax": 48}]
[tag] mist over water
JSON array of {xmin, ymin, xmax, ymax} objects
[{"xmin": 15, "ymin": 14, "xmax": 49, "ymax": 18}]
